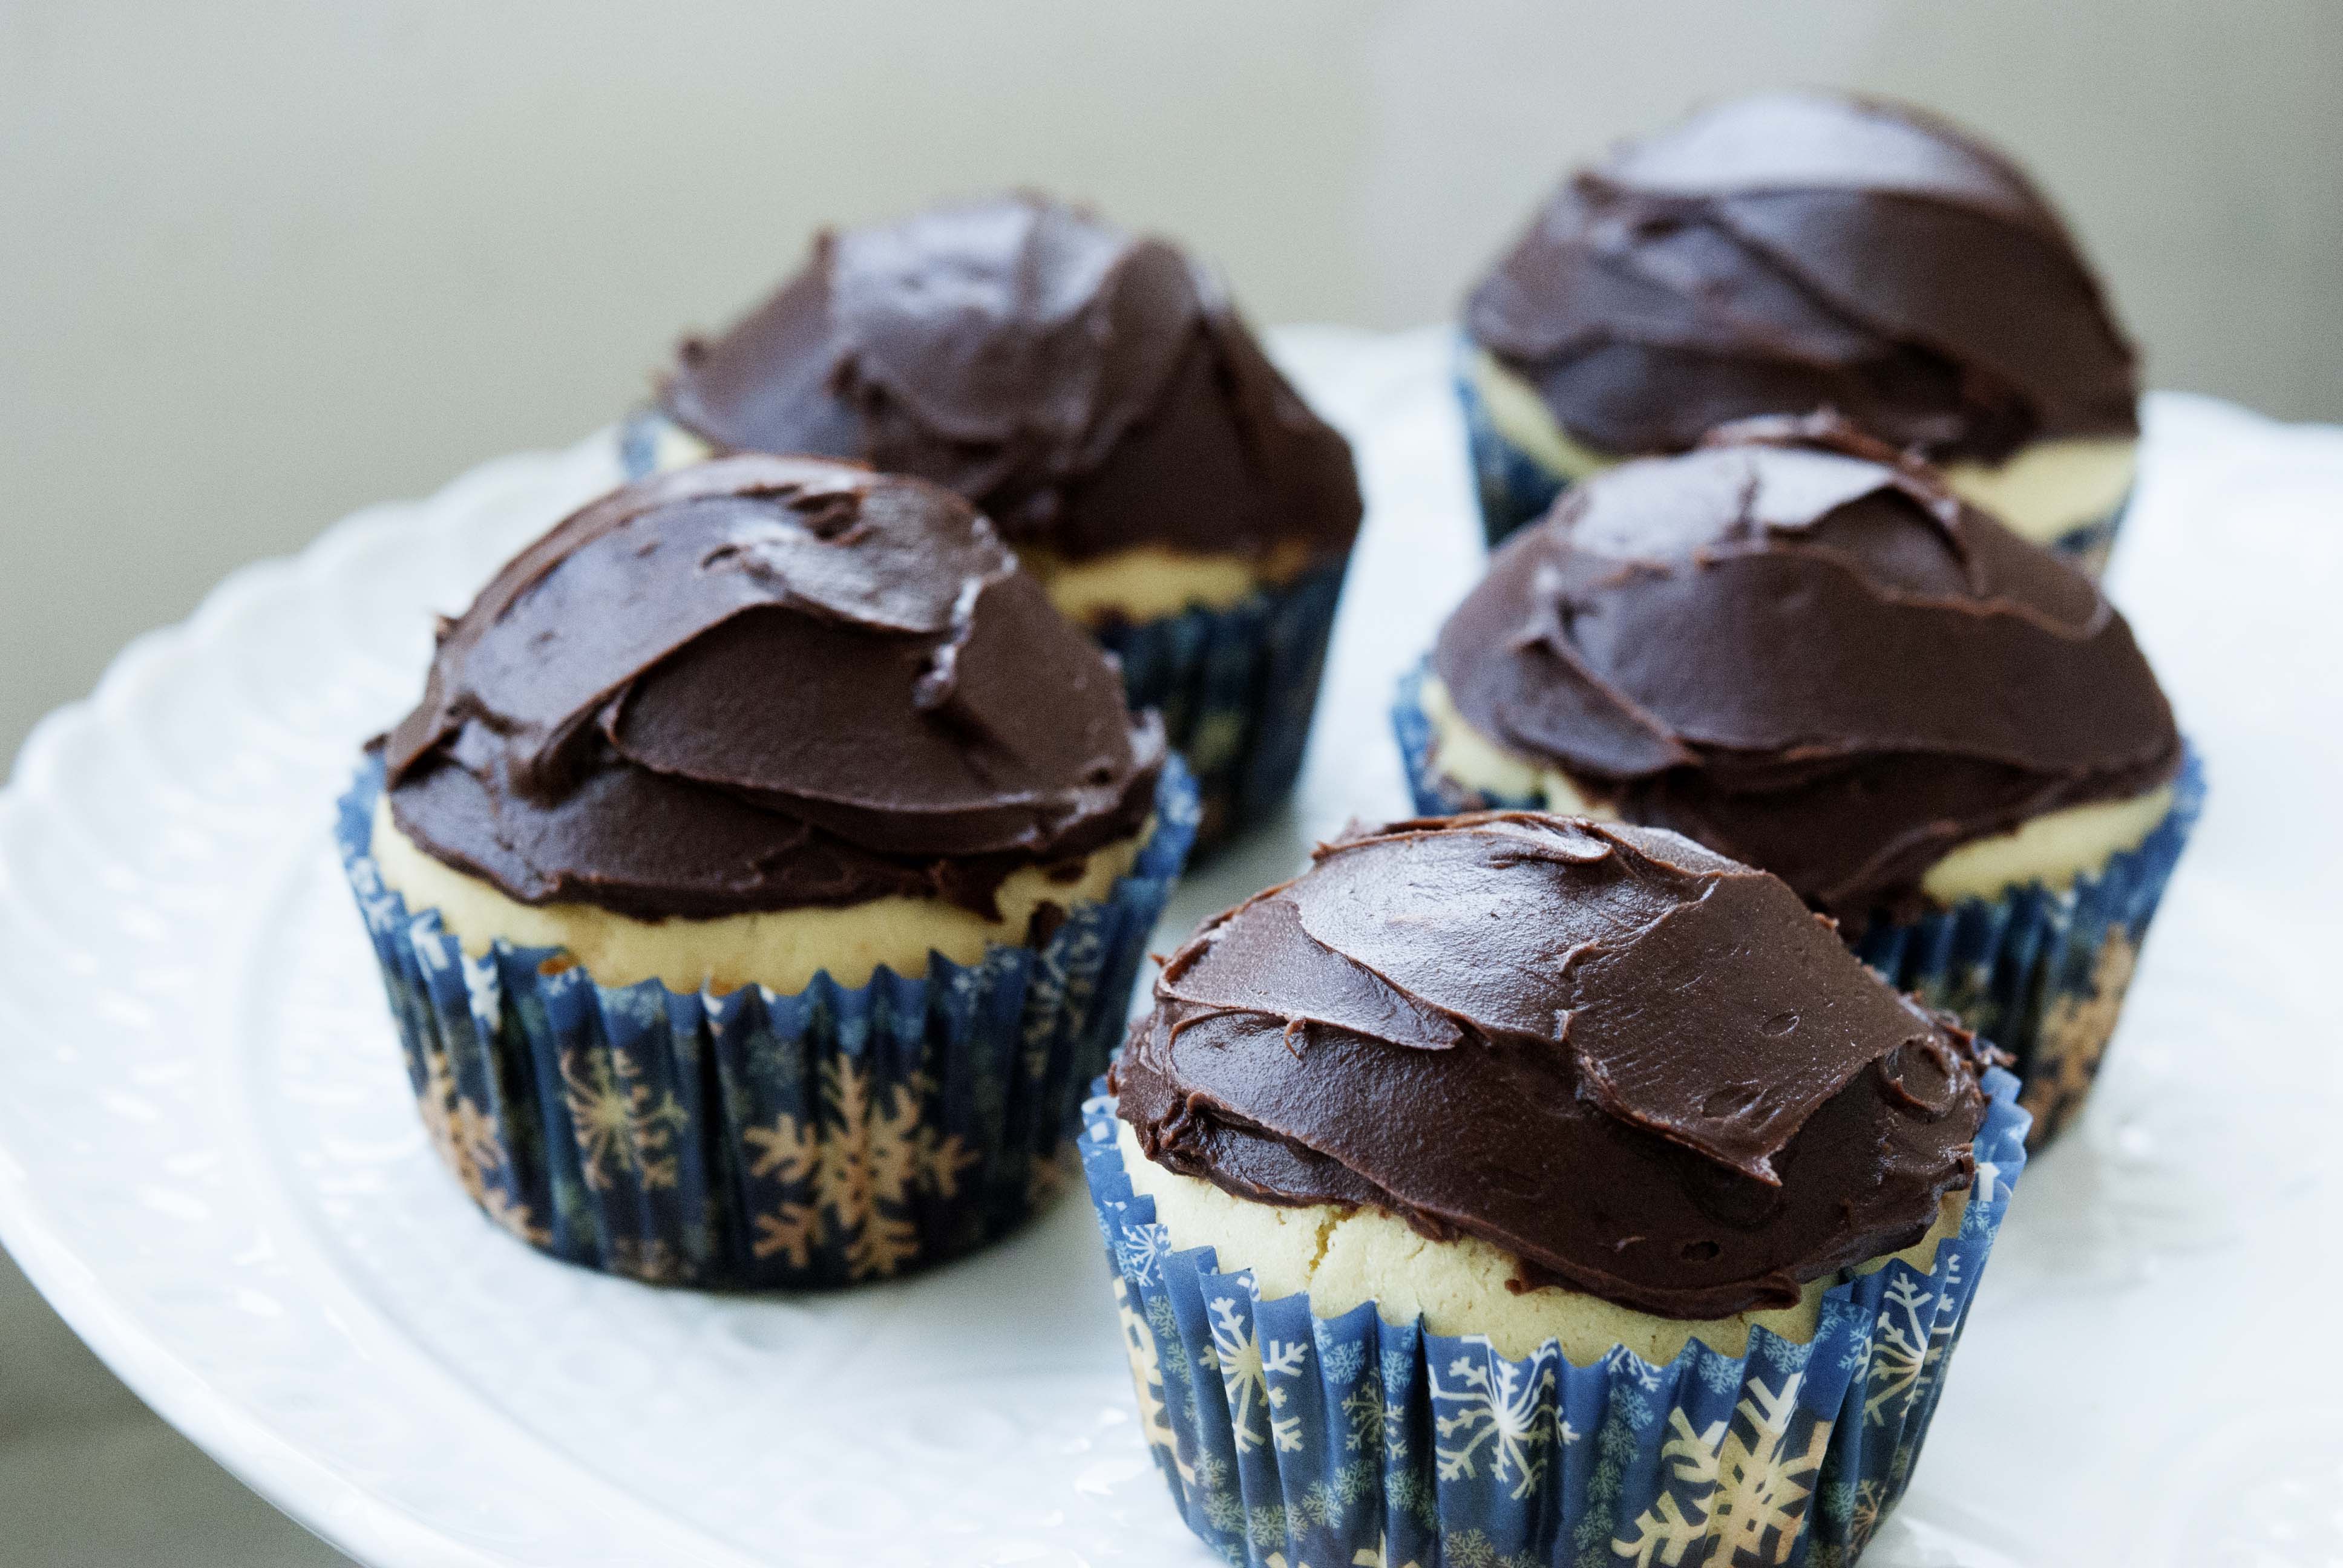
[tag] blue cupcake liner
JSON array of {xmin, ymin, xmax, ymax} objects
[
  {"xmin": 1081, "ymin": 1071, "xmax": 2029, "ymax": 1567},
  {"xmin": 1851, "ymin": 752, "xmax": 2203, "ymax": 1146},
  {"xmin": 1394, "ymin": 662, "xmax": 2203, "ymax": 1148},
  {"xmin": 2048, "ymin": 505, "xmax": 2124, "ymax": 581},
  {"xmin": 621, "ymin": 407, "xmax": 1350, "ymax": 854},
  {"xmin": 335, "ymin": 750, "xmax": 1198, "ymax": 1289},
  {"xmin": 1092, "ymin": 560, "xmax": 1348, "ymax": 854},
  {"xmin": 616, "ymin": 406, "xmax": 672, "ymax": 482},
  {"xmin": 1392, "ymin": 659, "xmax": 1525, "ymax": 822},
  {"xmin": 1454, "ymin": 339, "xmax": 2130, "ymax": 575},
  {"xmin": 1455, "ymin": 345, "xmax": 1571, "ymax": 553}
]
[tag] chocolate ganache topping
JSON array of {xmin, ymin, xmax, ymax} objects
[
  {"xmin": 658, "ymin": 193, "xmax": 1361, "ymax": 569},
  {"xmin": 1466, "ymin": 91, "xmax": 2138, "ymax": 463},
  {"xmin": 1433, "ymin": 415, "xmax": 2180, "ymax": 926},
  {"xmin": 385, "ymin": 456, "xmax": 1164, "ymax": 921},
  {"xmin": 1113, "ymin": 812, "xmax": 1994, "ymax": 1319}
]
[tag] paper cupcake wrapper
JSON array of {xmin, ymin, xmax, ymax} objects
[
  {"xmin": 617, "ymin": 406, "xmax": 677, "ymax": 482},
  {"xmin": 1394, "ymin": 662, "xmax": 2202, "ymax": 1149},
  {"xmin": 1453, "ymin": 341, "xmax": 2129, "ymax": 576},
  {"xmin": 1092, "ymin": 560, "xmax": 1348, "ymax": 855},
  {"xmin": 335, "ymin": 750, "xmax": 1198, "ymax": 1289},
  {"xmin": 1081, "ymin": 1071, "xmax": 2028, "ymax": 1567},
  {"xmin": 2049, "ymin": 504, "xmax": 2125, "ymax": 581},
  {"xmin": 1392, "ymin": 659, "xmax": 1521, "ymax": 822},
  {"xmin": 1455, "ymin": 346, "xmax": 1571, "ymax": 553},
  {"xmin": 1851, "ymin": 748, "xmax": 2203, "ymax": 1146},
  {"xmin": 622, "ymin": 406, "xmax": 1349, "ymax": 854}
]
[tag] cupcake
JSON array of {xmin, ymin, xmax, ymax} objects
[
  {"xmin": 625, "ymin": 193, "xmax": 1364, "ymax": 849},
  {"xmin": 1397, "ymin": 415, "xmax": 2200, "ymax": 1146},
  {"xmin": 1084, "ymin": 811, "xmax": 2029, "ymax": 1566},
  {"xmin": 1461, "ymin": 91, "xmax": 2140, "ymax": 572},
  {"xmin": 336, "ymin": 455, "xmax": 1198, "ymax": 1287}
]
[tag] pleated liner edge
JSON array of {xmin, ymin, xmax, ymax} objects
[{"xmin": 335, "ymin": 749, "xmax": 1198, "ymax": 1289}]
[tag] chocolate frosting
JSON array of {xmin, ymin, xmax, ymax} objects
[
  {"xmin": 1113, "ymin": 812, "xmax": 1993, "ymax": 1320},
  {"xmin": 1466, "ymin": 91, "xmax": 2138, "ymax": 463},
  {"xmin": 658, "ymin": 194, "xmax": 1362, "ymax": 572},
  {"xmin": 384, "ymin": 456, "xmax": 1164, "ymax": 921},
  {"xmin": 1434, "ymin": 414, "xmax": 2180, "ymax": 926}
]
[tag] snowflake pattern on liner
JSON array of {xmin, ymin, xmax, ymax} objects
[
  {"xmin": 1393, "ymin": 659, "xmax": 2204, "ymax": 1154},
  {"xmin": 1087, "ymin": 557, "xmax": 1347, "ymax": 854},
  {"xmin": 336, "ymin": 750, "xmax": 1196, "ymax": 1290},
  {"xmin": 1078, "ymin": 1074, "xmax": 2030, "ymax": 1567},
  {"xmin": 740, "ymin": 1059, "xmax": 978, "ymax": 1279}
]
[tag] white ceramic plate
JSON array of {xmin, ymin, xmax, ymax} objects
[{"xmin": 3, "ymin": 330, "xmax": 2339, "ymax": 1567}]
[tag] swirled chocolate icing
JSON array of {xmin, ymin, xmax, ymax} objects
[
  {"xmin": 1433, "ymin": 415, "xmax": 2180, "ymax": 926},
  {"xmin": 1466, "ymin": 91, "xmax": 2138, "ymax": 463},
  {"xmin": 1112, "ymin": 812, "xmax": 1993, "ymax": 1319},
  {"xmin": 658, "ymin": 194, "xmax": 1362, "ymax": 570},
  {"xmin": 384, "ymin": 456, "xmax": 1164, "ymax": 921}
]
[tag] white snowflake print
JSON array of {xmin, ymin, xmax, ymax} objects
[
  {"xmin": 405, "ymin": 913, "xmax": 453, "ymax": 975},
  {"xmin": 1604, "ymin": 1344, "xmax": 1663, "ymax": 1391},
  {"xmin": 362, "ymin": 888, "xmax": 408, "ymax": 938},
  {"xmin": 1440, "ymin": 1526, "xmax": 1552, "ymax": 1568},
  {"xmin": 1865, "ymin": 1266, "xmax": 1955, "ymax": 1426},
  {"xmin": 459, "ymin": 951, "xmax": 502, "ymax": 1025},
  {"xmin": 1246, "ymin": 1503, "xmax": 1291, "ymax": 1553},
  {"xmin": 1697, "ymin": 1351, "xmax": 1747, "ymax": 1396},
  {"xmin": 559, "ymin": 1045, "xmax": 689, "ymax": 1192},
  {"xmin": 1117, "ymin": 1220, "xmax": 1175, "ymax": 1284},
  {"xmin": 1315, "ymin": 1335, "xmax": 1365, "ymax": 1385},
  {"xmin": 1837, "ymin": 1327, "xmax": 1874, "ymax": 1380},
  {"xmin": 1429, "ymin": 1340, "xmax": 1569, "ymax": 1499},
  {"xmin": 1208, "ymin": 1296, "xmax": 1307, "ymax": 1454},
  {"xmin": 1297, "ymin": 1460, "xmax": 1375, "ymax": 1529},
  {"xmin": 1017, "ymin": 949, "xmax": 1072, "ymax": 1071},
  {"xmin": 1612, "ymin": 1373, "xmax": 1830, "ymax": 1567},
  {"xmin": 739, "ymin": 1057, "xmax": 978, "ymax": 1280},
  {"xmin": 1147, "ymin": 1294, "xmax": 1189, "ymax": 1381},
  {"xmin": 945, "ymin": 946, "xmax": 1016, "ymax": 1009},
  {"xmin": 1970, "ymin": 1158, "xmax": 2002, "ymax": 1208},
  {"xmin": 1340, "ymin": 1380, "xmax": 1398, "ymax": 1457}
]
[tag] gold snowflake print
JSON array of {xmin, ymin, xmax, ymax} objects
[
  {"xmin": 560, "ymin": 1045, "xmax": 689, "ymax": 1192},
  {"xmin": 1114, "ymin": 1276, "xmax": 1188, "ymax": 1477},
  {"xmin": 1026, "ymin": 1148, "xmax": 1072, "ymax": 1207},
  {"xmin": 413, "ymin": 1046, "xmax": 546, "ymax": 1245},
  {"xmin": 2020, "ymin": 932, "xmax": 2139, "ymax": 1143},
  {"xmin": 601, "ymin": 1235, "xmax": 689, "ymax": 1285},
  {"xmin": 741, "ymin": 1058, "xmax": 978, "ymax": 1280}
]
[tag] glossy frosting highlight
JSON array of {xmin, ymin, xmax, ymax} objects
[
  {"xmin": 385, "ymin": 456, "xmax": 1164, "ymax": 922},
  {"xmin": 1112, "ymin": 812, "xmax": 1991, "ymax": 1320},
  {"xmin": 1466, "ymin": 91, "xmax": 2138, "ymax": 463},
  {"xmin": 1434, "ymin": 415, "xmax": 2180, "ymax": 924},
  {"xmin": 660, "ymin": 194, "xmax": 1362, "ymax": 574}
]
